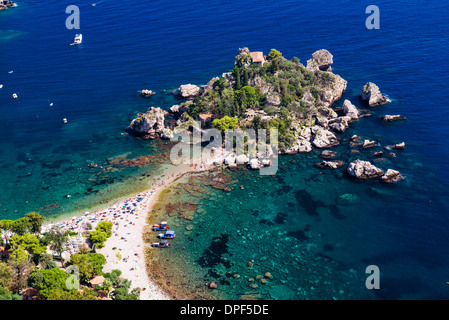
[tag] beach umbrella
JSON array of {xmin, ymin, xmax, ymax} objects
[{"xmin": 90, "ymin": 276, "xmax": 105, "ymax": 289}]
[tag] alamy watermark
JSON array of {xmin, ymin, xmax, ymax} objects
[
  {"xmin": 366, "ymin": 5, "xmax": 380, "ymax": 30},
  {"xmin": 365, "ymin": 265, "xmax": 380, "ymax": 289},
  {"xmin": 65, "ymin": 265, "xmax": 80, "ymax": 290},
  {"xmin": 66, "ymin": 5, "xmax": 80, "ymax": 30}
]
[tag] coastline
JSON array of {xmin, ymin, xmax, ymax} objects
[{"xmin": 42, "ymin": 150, "xmax": 226, "ymax": 300}]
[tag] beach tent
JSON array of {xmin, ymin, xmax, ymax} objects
[{"xmin": 90, "ymin": 276, "xmax": 105, "ymax": 289}]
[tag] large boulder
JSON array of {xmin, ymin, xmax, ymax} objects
[
  {"xmin": 235, "ymin": 154, "xmax": 249, "ymax": 165},
  {"xmin": 381, "ymin": 169, "xmax": 403, "ymax": 183},
  {"xmin": 177, "ymin": 84, "xmax": 201, "ymax": 99},
  {"xmin": 312, "ymin": 128, "xmax": 339, "ymax": 148},
  {"xmin": 328, "ymin": 116, "xmax": 351, "ymax": 133},
  {"xmin": 128, "ymin": 107, "xmax": 166, "ymax": 138},
  {"xmin": 342, "ymin": 100, "xmax": 360, "ymax": 120},
  {"xmin": 360, "ymin": 82, "xmax": 389, "ymax": 107},
  {"xmin": 315, "ymin": 160, "xmax": 344, "ymax": 169},
  {"xmin": 307, "ymin": 49, "xmax": 334, "ymax": 72},
  {"xmin": 169, "ymin": 104, "xmax": 188, "ymax": 116},
  {"xmin": 347, "ymin": 160, "xmax": 384, "ymax": 179},
  {"xmin": 320, "ymin": 150, "xmax": 337, "ymax": 159},
  {"xmin": 248, "ymin": 158, "xmax": 262, "ymax": 170},
  {"xmin": 160, "ymin": 128, "xmax": 174, "ymax": 140},
  {"xmin": 382, "ymin": 115, "xmax": 406, "ymax": 122}
]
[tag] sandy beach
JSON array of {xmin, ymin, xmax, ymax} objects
[{"xmin": 41, "ymin": 148, "xmax": 228, "ymax": 300}]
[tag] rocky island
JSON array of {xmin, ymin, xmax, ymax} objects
[
  {"xmin": 128, "ymin": 47, "xmax": 404, "ymax": 183},
  {"xmin": 0, "ymin": 0, "xmax": 16, "ymax": 10}
]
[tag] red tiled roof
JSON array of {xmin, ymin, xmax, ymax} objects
[{"xmin": 250, "ymin": 52, "xmax": 264, "ymax": 63}]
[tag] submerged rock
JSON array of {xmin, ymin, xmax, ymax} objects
[
  {"xmin": 320, "ymin": 150, "xmax": 337, "ymax": 159},
  {"xmin": 336, "ymin": 193, "xmax": 360, "ymax": 206},
  {"xmin": 347, "ymin": 159, "xmax": 384, "ymax": 179},
  {"xmin": 360, "ymin": 82, "xmax": 389, "ymax": 107},
  {"xmin": 315, "ymin": 160, "xmax": 344, "ymax": 169}
]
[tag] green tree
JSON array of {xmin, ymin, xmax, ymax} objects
[
  {"xmin": 89, "ymin": 229, "xmax": 108, "ymax": 249},
  {"xmin": 70, "ymin": 254, "xmax": 93, "ymax": 283},
  {"xmin": 10, "ymin": 218, "xmax": 31, "ymax": 236},
  {"xmin": 47, "ymin": 226, "xmax": 69, "ymax": 268},
  {"xmin": 0, "ymin": 262, "xmax": 14, "ymax": 289},
  {"xmin": 268, "ymin": 48, "xmax": 282, "ymax": 61},
  {"xmin": 88, "ymin": 253, "xmax": 106, "ymax": 275},
  {"xmin": 30, "ymin": 268, "xmax": 71, "ymax": 299},
  {"xmin": 0, "ymin": 286, "xmax": 21, "ymax": 300},
  {"xmin": 212, "ymin": 116, "xmax": 239, "ymax": 131},
  {"xmin": 10, "ymin": 233, "xmax": 46, "ymax": 258},
  {"xmin": 233, "ymin": 67, "xmax": 241, "ymax": 90},
  {"xmin": 96, "ymin": 221, "xmax": 113, "ymax": 238},
  {"xmin": 8, "ymin": 246, "xmax": 34, "ymax": 293},
  {"xmin": 242, "ymin": 69, "xmax": 249, "ymax": 87},
  {"xmin": 25, "ymin": 212, "xmax": 45, "ymax": 234}
]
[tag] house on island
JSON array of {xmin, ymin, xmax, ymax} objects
[
  {"xmin": 250, "ymin": 51, "xmax": 266, "ymax": 66},
  {"xmin": 199, "ymin": 113, "xmax": 213, "ymax": 124}
]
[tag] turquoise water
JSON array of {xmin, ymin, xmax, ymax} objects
[{"xmin": 1, "ymin": 0, "xmax": 449, "ymax": 299}]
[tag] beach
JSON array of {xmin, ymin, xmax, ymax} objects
[{"xmin": 41, "ymin": 148, "xmax": 228, "ymax": 300}]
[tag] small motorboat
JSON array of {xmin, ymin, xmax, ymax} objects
[
  {"xmin": 63, "ymin": 118, "xmax": 68, "ymax": 124},
  {"xmin": 70, "ymin": 34, "xmax": 82, "ymax": 45},
  {"xmin": 152, "ymin": 221, "xmax": 168, "ymax": 231},
  {"xmin": 12, "ymin": 93, "xmax": 18, "ymax": 99},
  {"xmin": 0, "ymin": 84, "xmax": 3, "ymax": 88},
  {"xmin": 152, "ymin": 240, "xmax": 170, "ymax": 248},
  {"xmin": 158, "ymin": 230, "xmax": 175, "ymax": 239}
]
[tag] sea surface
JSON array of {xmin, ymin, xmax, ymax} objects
[{"xmin": 1, "ymin": 0, "xmax": 449, "ymax": 299}]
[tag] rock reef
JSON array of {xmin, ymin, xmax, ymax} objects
[{"xmin": 360, "ymin": 82, "xmax": 389, "ymax": 107}]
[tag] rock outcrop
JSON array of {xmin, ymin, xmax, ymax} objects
[
  {"xmin": 347, "ymin": 160, "xmax": 384, "ymax": 179},
  {"xmin": 360, "ymin": 82, "xmax": 389, "ymax": 107},
  {"xmin": 320, "ymin": 150, "xmax": 337, "ymax": 159},
  {"xmin": 315, "ymin": 160, "xmax": 344, "ymax": 169},
  {"xmin": 391, "ymin": 142, "xmax": 405, "ymax": 150},
  {"xmin": 128, "ymin": 107, "xmax": 166, "ymax": 139},
  {"xmin": 177, "ymin": 84, "xmax": 201, "ymax": 99},
  {"xmin": 140, "ymin": 89, "xmax": 155, "ymax": 97},
  {"xmin": 307, "ymin": 49, "xmax": 334, "ymax": 72},
  {"xmin": 342, "ymin": 100, "xmax": 360, "ymax": 120},
  {"xmin": 328, "ymin": 116, "xmax": 351, "ymax": 133},
  {"xmin": 382, "ymin": 115, "xmax": 406, "ymax": 122},
  {"xmin": 381, "ymin": 169, "xmax": 403, "ymax": 183},
  {"xmin": 312, "ymin": 128, "xmax": 339, "ymax": 148},
  {"xmin": 160, "ymin": 128, "xmax": 174, "ymax": 140},
  {"xmin": 362, "ymin": 139, "xmax": 376, "ymax": 149}
]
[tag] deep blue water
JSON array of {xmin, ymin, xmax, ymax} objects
[{"xmin": 1, "ymin": 0, "xmax": 448, "ymax": 299}]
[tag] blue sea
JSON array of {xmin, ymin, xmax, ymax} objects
[{"xmin": 1, "ymin": 0, "xmax": 449, "ymax": 299}]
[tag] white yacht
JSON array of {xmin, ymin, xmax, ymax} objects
[{"xmin": 71, "ymin": 34, "xmax": 82, "ymax": 45}]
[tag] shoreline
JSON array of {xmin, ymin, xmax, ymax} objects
[{"xmin": 42, "ymin": 151, "xmax": 226, "ymax": 300}]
